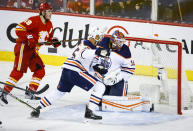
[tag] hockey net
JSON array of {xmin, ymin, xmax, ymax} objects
[{"xmin": 125, "ymin": 36, "xmax": 193, "ymax": 115}]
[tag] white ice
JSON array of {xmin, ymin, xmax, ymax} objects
[{"xmin": 0, "ymin": 61, "xmax": 193, "ymax": 131}]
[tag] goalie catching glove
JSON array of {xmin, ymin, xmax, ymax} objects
[{"xmin": 52, "ymin": 37, "xmax": 61, "ymax": 48}]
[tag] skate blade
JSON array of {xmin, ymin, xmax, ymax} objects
[
  {"xmin": 83, "ymin": 118, "xmax": 103, "ymax": 124},
  {"xmin": 0, "ymin": 101, "xmax": 5, "ymax": 106}
]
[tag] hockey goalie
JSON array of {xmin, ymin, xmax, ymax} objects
[{"xmin": 90, "ymin": 30, "xmax": 154, "ymax": 112}]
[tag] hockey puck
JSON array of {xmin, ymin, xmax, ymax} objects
[{"xmin": 0, "ymin": 121, "xmax": 2, "ymax": 125}]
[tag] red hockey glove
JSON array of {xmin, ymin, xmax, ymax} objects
[
  {"xmin": 27, "ymin": 34, "xmax": 37, "ymax": 48},
  {"xmin": 52, "ymin": 37, "xmax": 61, "ymax": 48}
]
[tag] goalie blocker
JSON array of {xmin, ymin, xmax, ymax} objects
[{"xmin": 100, "ymin": 95, "xmax": 154, "ymax": 112}]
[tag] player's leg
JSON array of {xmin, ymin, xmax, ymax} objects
[
  {"xmin": 0, "ymin": 44, "xmax": 31, "ymax": 104},
  {"xmin": 75, "ymin": 71, "xmax": 105, "ymax": 120},
  {"xmin": 27, "ymin": 54, "xmax": 45, "ymax": 99},
  {"xmin": 30, "ymin": 68, "xmax": 74, "ymax": 117}
]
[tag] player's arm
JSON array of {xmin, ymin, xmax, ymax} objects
[
  {"xmin": 120, "ymin": 58, "xmax": 135, "ymax": 80},
  {"xmin": 15, "ymin": 17, "xmax": 38, "ymax": 48}
]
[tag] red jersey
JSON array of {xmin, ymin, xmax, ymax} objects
[{"xmin": 15, "ymin": 15, "xmax": 53, "ymax": 52}]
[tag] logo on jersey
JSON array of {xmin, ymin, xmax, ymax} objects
[{"xmin": 99, "ymin": 57, "xmax": 112, "ymax": 69}]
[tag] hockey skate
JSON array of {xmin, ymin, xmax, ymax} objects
[
  {"xmin": 84, "ymin": 105, "xmax": 102, "ymax": 120},
  {"xmin": 30, "ymin": 106, "xmax": 41, "ymax": 118},
  {"xmin": 25, "ymin": 86, "xmax": 41, "ymax": 100},
  {"xmin": 0, "ymin": 88, "xmax": 8, "ymax": 104},
  {"xmin": 150, "ymin": 104, "xmax": 154, "ymax": 112}
]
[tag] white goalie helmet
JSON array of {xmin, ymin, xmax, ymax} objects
[{"xmin": 88, "ymin": 26, "xmax": 107, "ymax": 42}]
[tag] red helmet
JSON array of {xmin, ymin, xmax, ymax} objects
[{"xmin": 39, "ymin": 2, "xmax": 52, "ymax": 11}]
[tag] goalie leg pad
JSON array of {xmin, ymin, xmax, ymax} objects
[{"xmin": 101, "ymin": 95, "xmax": 152, "ymax": 112}]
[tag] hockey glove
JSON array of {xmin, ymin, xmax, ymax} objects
[
  {"xmin": 52, "ymin": 37, "xmax": 61, "ymax": 48},
  {"xmin": 93, "ymin": 64, "xmax": 108, "ymax": 75},
  {"xmin": 103, "ymin": 73, "xmax": 122, "ymax": 86},
  {"xmin": 95, "ymin": 48, "xmax": 110, "ymax": 57},
  {"xmin": 27, "ymin": 34, "xmax": 37, "ymax": 48}
]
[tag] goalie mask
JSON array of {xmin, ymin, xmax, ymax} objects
[{"xmin": 110, "ymin": 30, "xmax": 126, "ymax": 51}]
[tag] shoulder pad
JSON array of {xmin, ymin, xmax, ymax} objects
[
  {"xmin": 114, "ymin": 44, "xmax": 131, "ymax": 58},
  {"xmin": 83, "ymin": 40, "xmax": 97, "ymax": 49}
]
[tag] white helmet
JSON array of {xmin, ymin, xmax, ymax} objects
[{"xmin": 88, "ymin": 26, "xmax": 107, "ymax": 42}]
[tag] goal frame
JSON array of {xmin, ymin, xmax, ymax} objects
[{"xmin": 125, "ymin": 36, "xmax": 182, "ymax": 115}]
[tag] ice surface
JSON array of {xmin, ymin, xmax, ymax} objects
[{"xmin": 0, "ymin": 61, "xmax": 193, "ymax": 131}]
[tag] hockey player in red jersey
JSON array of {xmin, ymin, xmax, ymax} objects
[{"xmin": 0, "ymin": 2, "xmax": 61, "ymax": 104}]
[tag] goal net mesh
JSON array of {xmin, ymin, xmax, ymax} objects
[{"xmin": 125, "ymin": 36, "xmax": 192, "ymax": 115}]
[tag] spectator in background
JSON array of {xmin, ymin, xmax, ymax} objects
[
  {"xmin": 51, "ymin": 0, "xmax": 64, "ymax": 12},
  {"xmin": 0, "ymin": 0, "xmax": 8, "ymax": 7},
  {"xmin": 7, "ymin": 0, "xmax": 33, "ymax": 9},
  {"xmin": 33, "ymin": 0, "xmax": 46, "ymax": 9},
  {"xmin": 67, "ymin": 0, "xmax": 83, "ymax": 14},
  {"xmin": 123, "ymin": 0, "xmax": 135, "ymax": 18},
  {"xmin": 110, "ymin": 0, "xmax": 125, "ymax": 17},
  {"xmin": 96, "ymin": 0, "xmax": 111, "ymax": 16}
]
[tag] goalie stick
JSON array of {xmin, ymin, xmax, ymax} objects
[
  {"xmin": 0, "ymin": 87, "xmax": 38, "ymax": 112},
  {"xmin": 0, "ymin": 81, "xmax": 49, "ymax": 95}
]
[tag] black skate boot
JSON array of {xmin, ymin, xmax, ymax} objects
[
  {"xmin": 25, "ymin": 86, "xmax": 40, "ymax": 100},
  {"xmin": 84, "ymin": 105, "xmax": 102, "ymax": 120},
  {"xmin": 0, "ymin": 89, "xmax": 8, "ymax": 104},
  {"xmin": 31, "ymin": 106, "xmax": 41, "ymax": 118},
  {"xmin": 150, "ymin": 104, "xmax": 154, "ymax": 112}
]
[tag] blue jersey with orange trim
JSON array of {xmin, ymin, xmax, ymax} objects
[
  {"xmin": 91, "ymin": 36, "xmax": 135, "ymax": 82},
  {"xmin": 97, "ymin": 37, "xmax": 131, "ymax": 58}
]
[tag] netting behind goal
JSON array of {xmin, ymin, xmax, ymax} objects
[{"xmin": 125, "ymin": 36, "xmax": 189, "ymax": 115}]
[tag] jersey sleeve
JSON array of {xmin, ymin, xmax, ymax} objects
[
  {"xmin": 120, "ymin": 57, "xmax": 135, "ymax": 80},
  {"xmin": 15, "ymin": 16, "xmax": 38, "ymax": 42}
]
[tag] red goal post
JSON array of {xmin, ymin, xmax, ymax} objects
[{"xmin": 125, "ymin": 36, "xmax": 182, "ymax": 115}]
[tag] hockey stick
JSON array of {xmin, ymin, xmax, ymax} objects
[
  {"xmin": 0, "ymin": 87, "xmax": 38, "ymax": 111},
  {"xmin": 0, "ymin": 81, "xmax": 49, "ymax": 95},
  {"xmin": 38, "ymin": 38, "xmax": 84, "ymax": 45}
]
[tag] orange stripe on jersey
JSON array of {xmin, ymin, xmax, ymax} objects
[
  {"xmin": 6, "ymin": 81, "xmax": 15, "ymax": 86},
  {"xmin": 18, "ymin": 24, "xmax": 26, "ymax": 29},
  {"xmin": 122, "ymin": 67, "xmax": 135, "ymax": 73},
  {"xmin": 17, "ymin": 44, "xmax": 25, "ymax": 71},
  {"xmin": 9, "ymin": 77, "xmax": 18, "ymax": 83},
  {"xmin": 15, "ymin": 28, "xmax": 26, "ymax": 31},
  {"xmin": 41, "ymin": 98, "xmax": 49, "ymax": 106},
  {"xmin": 65, "ymin": 60, "xmax": 87, "ymax": 71},
  {"xmin": 30, "ymin": 82, "xmax": 40, "ymax": 86},
  {"xmin": 123, "ymin": 81, "xmax": 127, "ymax": 96},
  {"xmin": 80, "ymin": 72, "xmax": 96, "ymax": 85},
  {"xmin": 16, "ymin": 24, "xmax": 26, "ymax": 31},
  {"xmin": 32, "ymin": 77, "xmax": 41, "ymax": 81},
  {"xmin": 90, "ymin": 97, "xmax": 100, "ymax": 103}
]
